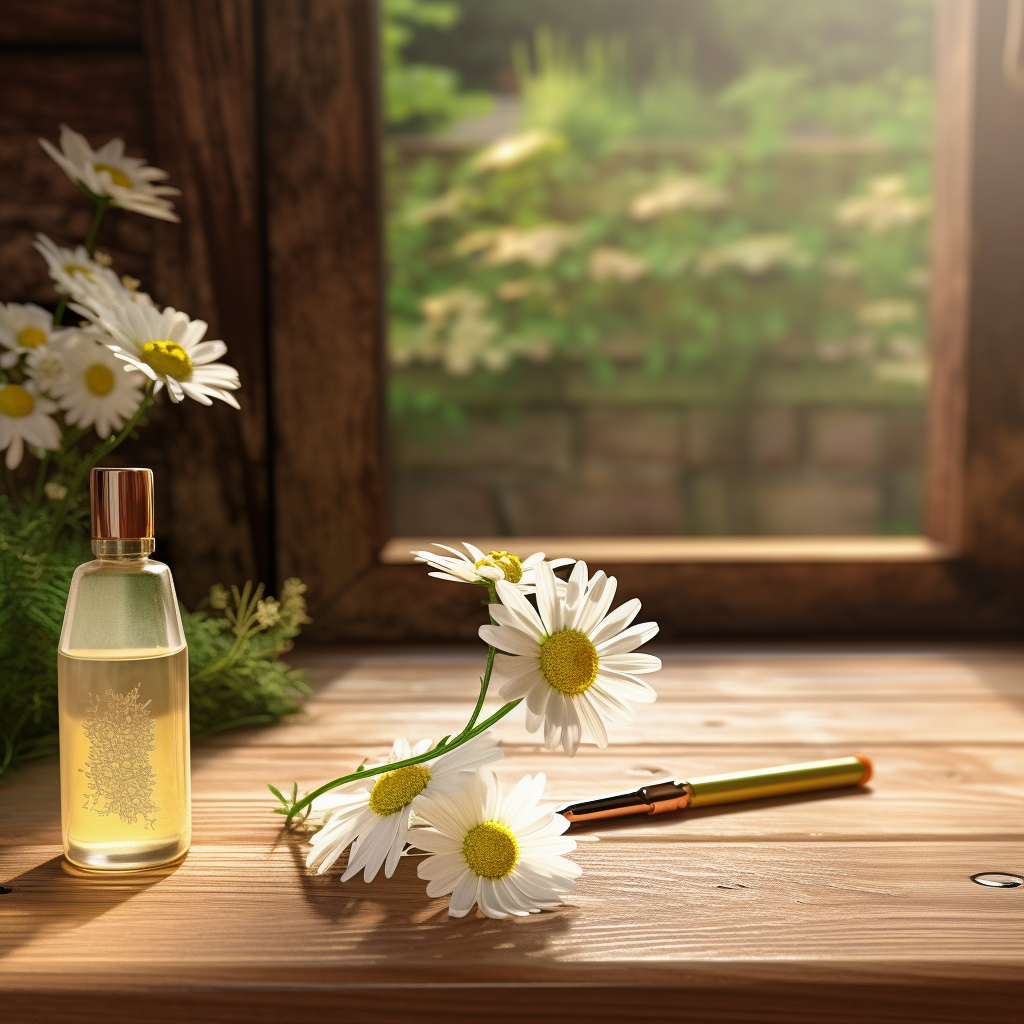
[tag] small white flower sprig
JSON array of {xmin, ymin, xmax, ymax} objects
[
  {"xmin": 271, "ymin": 542, "xmax": 661, "ymax": 919},
  {"xmin": 0, "ymin": 124, "xmax": 240, "ymax": 527}
]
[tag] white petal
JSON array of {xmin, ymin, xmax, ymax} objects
[
  {"xmin": 574, "ymin": 692, "xmax": 609, "ymax": 748},
  {"xmin": 595, "ymin": 621, "xmax": 659, "ymax": 656},
  {"xmin": 448, "ymin": 871, "xmax": 481, "ymax": 917},
  {"xmin": 594, "ymin": 670, "xmax": 658, "ymax": 703},
  {"xmin": 497, "ymin": 668, "xmax": 546, "ymax": 701},
  {"xmin": 479, "ymin": 623, "xmax": 538, "ymax": 657},
  {"xmin": 534, "ymin": 561, "xmax": 562, "ymax": 634},
  {"xmin": 589, "ymin": 598, "xmax": 642, "ymax": 646},
  {"xmin": 493, "ymin": 579, "xmax": 546, "ymax": 637},
  {"xmin": 601, "ymin": 652, "xmax": 662, "ymax": 674}
]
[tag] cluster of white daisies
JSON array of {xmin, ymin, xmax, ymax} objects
[
  {"xmin": 298, "ymin": 545, "xmax": 660, "ymax": 920},
  {"xmin": 0, "ymin": 125, "xmax": 240, "ymax": 471}
]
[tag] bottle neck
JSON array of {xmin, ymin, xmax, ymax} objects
[{"xmin": 92, "ymin": 538, "xmax": 156, "ymax": 558}]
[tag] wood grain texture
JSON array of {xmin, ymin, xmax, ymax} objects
[
  {"xmin": 1, "ymin": 645, "xmax": 1022, "ymax": 1023},
  {"xmin": 263, "ymin": 0, "xmax": 389, "ymax": 613},
  {"xmin": 925, "ymin": 0, "xmax": 972, "ymax": 547},
  {"xmin": 0, "ymin": 0, "xmax": 142, "ymax": 45},
  {"xmin": 960, "ymin": 0, "xmax": 1024, "ymax": 572},
  {"xmin": 0, "ymin": 52, "xmax": 153, "ymax": 303},
  {"xmin": 141, "ymin": 0, "xmax": 271, "ymax": 601}
]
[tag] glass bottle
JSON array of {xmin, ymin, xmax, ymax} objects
[{"xmin": 57, "ymin": 467, "xmax": 191, "ymax": 871}]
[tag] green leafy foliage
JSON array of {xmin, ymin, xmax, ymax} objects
[
  {"xmin": 387, "ymin": 45, "xmax": 932, "ymax": 405},
  {"xmin": 383, "ymin": 0, "xmax": 490, "ymax": 129},
  {"xmin": 0, "ymin": 497, "xmax": 310, "ymax": 778}
]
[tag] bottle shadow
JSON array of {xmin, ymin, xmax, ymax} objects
[
  {"xmin": 278, "ymin": 828, "xmax": 572, "ymax": 960},
  {"xmin": 0, "ymin": 854, "xmax": 180, "ymax": 960}
]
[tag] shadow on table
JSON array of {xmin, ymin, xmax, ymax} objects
[
  {"xmin": 280, "ymin": 829, "xmax": 573, "ymax": 957},
  {"xmin": 0, "ymin": 854, "xmax": 179, "ymax": 960}
]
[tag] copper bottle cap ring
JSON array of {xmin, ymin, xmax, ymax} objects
[{"xmin": 90, "ymin": 468, "xmax": 155, "ymax": 553}]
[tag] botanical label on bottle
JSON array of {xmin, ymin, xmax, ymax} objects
[{"xmin": 80, "ymin": 685, "xmax": 159, "ymax": 828}]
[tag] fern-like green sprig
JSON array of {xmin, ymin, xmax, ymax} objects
[{"xmin": 0, "ymin": 496, "xmax": 311, "ymax": 779}]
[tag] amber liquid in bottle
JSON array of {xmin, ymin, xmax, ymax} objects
[
  {"xmin": 58, "ymin": 647, "xmax": 190, "ymax": 869},
  {"xmin": 58, "ymin": 468, "xmax": 191, "ymax": 871}
]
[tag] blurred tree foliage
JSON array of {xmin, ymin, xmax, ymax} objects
[
  {"xmin": 384, "ymin": 0, "xmax": 935, "ymax": 425},
  {"xmin": 398, "ymin": 0, "xmax": 934, "ymax": 96}
]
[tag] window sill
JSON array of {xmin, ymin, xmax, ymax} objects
[{"xmin": 381, "ymin": 536, "xmax": 955, "ymax": 565}]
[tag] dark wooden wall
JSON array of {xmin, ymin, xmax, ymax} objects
[{"xmin": 2, "ymin": 1, "xmax": 276, "ymax": 603}]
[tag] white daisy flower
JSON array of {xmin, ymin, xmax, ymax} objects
[
  {"xmin": 306, "ymin": 735, "xmax": 503, "ymax": 883},
  {"xmin": 0, "ymin": 381, "xmax": 61, "ymax": 470},
  {"xmin": 72, "ymin": 299, "xmax": 240, "ymax": 408},
  {"xmin": 0, "ymin": 302, "xmax": 65, "ymax": 369},
  {"xmin": 413, "ymin": 542, "xmax": 574, "ymax": 593},
  {"xmin": 39, "ymin": 124, "xmax": 180, "ymax": 222},
  {"xmin": 414, "ymin": 768, "xmax": 580, "ymax": 919},
  {"xmin": 49, "ymin": 332, "xmax": 145, "ymax": 439},
  {"xmin": 480, "ymin": 561, "xmax": 660, "ymax": 755},
  {"xmin": 34, "ymin": 234, "xmax": 153, "ymax": 309},
  {"xmin": 25, "ymin": 343, "xmax": 68, "ymax": 393}
]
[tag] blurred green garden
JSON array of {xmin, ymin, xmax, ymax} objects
[{"xmin": 384, "ymin": 1, "xmax": 935, "ymax": 537}]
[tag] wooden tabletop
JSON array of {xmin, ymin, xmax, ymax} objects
[{"xmin": 3, "ymin": 644, "xmax": 1023, "ymax": 1023}]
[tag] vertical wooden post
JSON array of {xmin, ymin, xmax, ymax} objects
[
  {"xmin": 261, "ymin": 0, "xmax": 388, "ymax": 634},
  {"xmin": 958, "ymin": 0, "xmax": 1024, "ymax": 578},
  {"xmin": 142, "ymin": 0, "xmax": 271, "ymax": 601},
  {"xmin": 925, "ymin": 0, "xmax": 974, "ymax": 550}
]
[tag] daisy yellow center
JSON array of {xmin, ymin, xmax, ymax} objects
[
  {"xmin": 462, "ymin": 821, "xmax": 519, "ymax": 879},
  {"xmin": 63, "ymin": 263, "xmax": 94, "ymax": 277},
  {"xmin": 16, "ymin": 327, "xmax": 47, "ymax": 349},
  {"xmin": 85, "ymin": 363, "xmax": 115, "ymax": 396},
  {"xmin": 475, "ymin": 550, "xmax": 523, "ymax": 584},
  {"xmin": 368, "ymin": 764, "xmax": 432, "ymax": 817},
  {"xmin": 539, "ymin": 628, "xmax": 599, "ymax": 696},
  {"xmin": 93, "ymin": 162, "xmax": 132, "ymax": 188},
  {"xmin": 143, "ymin": 340, "xmax": 192, "ymax": 380},
  {"xmin": 0, "ymin": 385, "xmax": 34, "ymax": 418}
]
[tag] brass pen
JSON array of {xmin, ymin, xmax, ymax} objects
[{"xmin": 557, "ymin": 755, "xmax": 873, "ymax": 825}]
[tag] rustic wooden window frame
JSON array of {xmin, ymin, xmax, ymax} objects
[
  {"xmin": 7, "ymin": 0, "xmax": 1021, "ymax": 641},
  {"xmin": 268, "ymin": 0, "xmax": 1024, "ymax": 640}
]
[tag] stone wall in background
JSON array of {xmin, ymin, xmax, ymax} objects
[{"xmin": 389, "ymin": 364, "xmax": 926, "ymax": 537}]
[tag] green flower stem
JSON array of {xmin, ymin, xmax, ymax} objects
[
  {"xmin": 463, "ymin": 642, "xmax": 495, "ymax": 734},
  {"xmin": 30, "ymin": 453, "xmax": 52, "ymax": 507},
  {"xmin": 46, "ymin": 385, "xmax": 153, "ymax": 546},
  {"xmin": 2, "ymin": 466, "xmax": 17, "ymax": 506},
  {"xmin": 83, "ymin": 195, "xmax": 111, "ymax": 257},
  {"xmin": 280, "ymin": 691, "xmax": 522, "ymax": 823},
  {"xmin": 0, "ymin": 706, "xmax": 33, "ymax": 775},
  {"xmin": 52, "ymin": 296, "xmax": 68, "ymax": 327}
]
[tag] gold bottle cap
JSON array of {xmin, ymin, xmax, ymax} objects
[{"xmin": 90, "ymin": 467, "xmax": 155, "ymax": 555}]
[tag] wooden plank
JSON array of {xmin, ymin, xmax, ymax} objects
[
  {"xmin": 4, "ymin": 745, "xmax": 1023, "ymax": 847},
  {"xmin": 141, "ymin": 0, "xmax": 270, "ymax": 601},
  {"xmin": 2, "ymin": 974, "xmax": 1022, "ymax": 1024},
  {"xmin": 312, "ymin": 557, "xmax": 1024, "ymax": 641},
  {"xmin": 0, "ymin": 52, "xmax": 153, "ymax": 304},
  {"xmin": 175, "ymin": 695, "xmax": 1024, "ymax": 748},
  {"xmin": 287, "ymin": 645, "xmax": 1024, "ymax": 701},
  {"xmin": 1, "ymin": 843, "xmax": 1021, "ymax": 974},
  {"xmin": 383, "ymin": 537, "xmax": 954, "ymax": 564},
  {"xmin": 0, "ymin": 1, "xmax": 142, "ymax": 45},
  {"xmin": 926, "ymin": 0, "xmax": 973, "ymax": 546},
  {"xmin": 263, "ymin": 0, "xmax": 389, "ymax": 608},
  {"xmin": 959, "ymin": 0, "xmax": 1024, "ymax": 572},
  {"xmin": 1, "ymin": 645, "xmax": 1022, "ymax": 1023}
]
